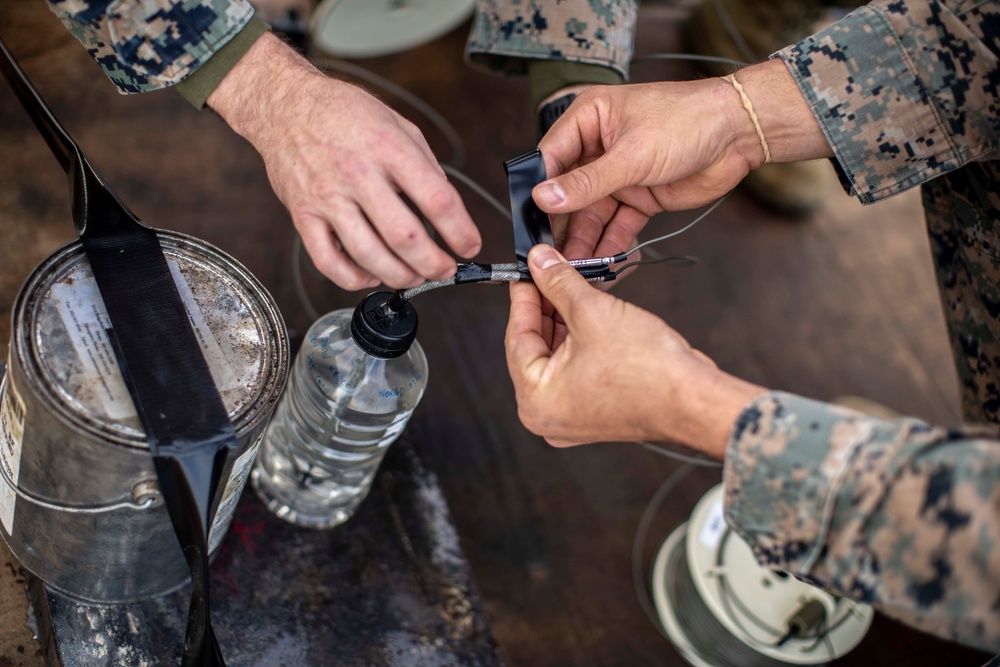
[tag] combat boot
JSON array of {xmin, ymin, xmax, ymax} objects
[{"xmin": 682, "ymin": 0, "xmax": 864, "ymax": 216}]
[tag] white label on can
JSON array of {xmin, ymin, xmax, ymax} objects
[
  {"xmin": 208, "ymin": 432, "xmax": 263, "ymax": 553},
  {"xmin": 0, "ymin": 362, "xmax": 26, "ymax": 535},
  {"xmin": 699, "ymin": 497, "xmax": 726, "ymax": 550},
  {"xmin": 50, "ymin": 259, "xmax": 239, "ymax": 421}
]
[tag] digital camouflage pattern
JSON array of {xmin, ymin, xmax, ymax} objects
[
  {"xmin": 466, "ymin": 0, "xmax": 637, "ymax": 77},
  {"xmin": 780, "ymin": 1, "xmax": 999, "ymax": 206},
  {"xmin": 45, "ymin": 0, "xmax": 254, "ymax": 93},
  {"xmin": 726, "ymin": 392, "xmax": 1000, "ymax": 653},
  {"xmin": 726, "ymin": 1, "xmax": 1000, "ymax": 654}
]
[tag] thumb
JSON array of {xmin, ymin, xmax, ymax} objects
[
  {"xmin": 532, "ymin": 150, "xmax": 632, "ymax": 214},
  {"xmin": 527, "ymin": 245, "xmax": 596, "ymax": 330}
]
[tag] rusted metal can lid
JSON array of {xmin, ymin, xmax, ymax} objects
[{"xmin": 16, "ymin": 232, "xmax": 288, "ymax": 447}]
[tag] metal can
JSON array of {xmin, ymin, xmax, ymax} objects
[{"xmin": 0, "ymin": 231, "xmax": 288, "ymax": 603}]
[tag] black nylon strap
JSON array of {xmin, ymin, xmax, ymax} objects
[
  {"xmin": 1, "ymin": 37, "xmax": 230, "ymax": 667},
  {"xmin": 536, "ymin": 93, "xmax": 577, "ymax": 141}
]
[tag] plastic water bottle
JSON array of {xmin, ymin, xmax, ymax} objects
[{"xmin": 251, "ymin": 292, "xmax": 427, "ymax": 529}]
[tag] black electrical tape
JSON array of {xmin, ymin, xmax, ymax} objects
[
  {"xmin": 1, "ymin": 37, "xmax": 229, "ymax": 667},
  {"xmin": 504, "ymin": 148, "xmax": 553, "ymax": 269},
  {"xmin": 454, "ymin": 262, "xmax": 494, "ymax": 284},
  {"xmin": 576, "ymin": 265, "xmax": 615, "ymax": 280},
  {"xmin": 537, "ymin": 93, "xmax": 577, "ymax": 141}
]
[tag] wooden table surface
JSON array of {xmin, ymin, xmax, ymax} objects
[{"xmin": 0, "ymin": 1, "xmax": 992, "ymax": 665}]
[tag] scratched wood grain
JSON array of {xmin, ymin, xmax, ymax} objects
[{"xmin": 0, "ymin": 1, "xmax": 990, "ymax": 665}]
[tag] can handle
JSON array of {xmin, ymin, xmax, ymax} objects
[{"xmin": 0, "ymin": 450, "xmax": 154, "ymax": 515}]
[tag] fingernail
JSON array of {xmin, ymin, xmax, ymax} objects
[
  {"xmin": 531, "ymin": 245, "xmax": 561, "ymax": 270},
  {"xmin": 536, "ymin": 181, "xmax": 565, "ymax": 207}
]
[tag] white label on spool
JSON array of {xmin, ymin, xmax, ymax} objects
[
  {"xmin": 50, "ymin": 259, "xmax": 239, "ymax": 421},
  {"xmin": 0, "ymin": 364, "xmax": 26, "ymax": 535},
  {"xmin": 207, "ymin": 432, "xmax": 263, "ymax": 554},
  {"xmin": 698, "ymin": 497, "xmax": 726, "ymax": 550}
]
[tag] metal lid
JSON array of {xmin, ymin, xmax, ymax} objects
[
  {"xmin": 16, "ymin": 232, "xmax": 288, "ymax": 446},
  {"xmin": 350, "ymin": 292, "xmax": 418, "ymax": 359}
]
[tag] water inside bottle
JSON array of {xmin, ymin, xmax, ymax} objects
[{"xmin": 251, "ymin": 309, "xmax": 426, "ymax": 529}]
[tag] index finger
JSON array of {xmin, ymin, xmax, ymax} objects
[
  {"xmin": 537, "ymin": 110, "xmax": 584, "ymax": 180},
  {"xmin": 537, "ymin": 94, "xmax": 607, "ymax": 179},
  {"xmin": 505, "ymin": 282, "xmax": 553, "ymax": 386},
  {"xmin": 389, "ymin": 145, "xmax": 482, "ymax": 260}
]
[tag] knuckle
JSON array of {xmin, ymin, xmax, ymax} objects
[
  {"xmin": 517, "ymin": 403, "xmax": 545, "ymax": 436},
  {"xmin": 289, "ymin": 207, "xmax": 320, "ymax": 230},
  {"xmin": 382, "ymin": 270, "xmax": 421, "ymax": 290},
  {"xmin": 577, "ymin": 206, "xmax": 606, "ymax": 231},
  {"xmin": 423, "ymin": 255, "xmax": 454, "ymax": 280},
  {"xmin": 422, "ymin": 187, "xmax": 458, "ymax": 219},
  {"xmin": 311, "ymin": 254, "xmax": 342, "ymax": 280},
  {"xmin": 313, "ymin": 177, "xmax": 346, "ymax": 201},
  {"xmin": 373, "ymin": 128, "xmax": 399, "ymax": 154},
  {"xmin": 338, "ymin": 274, "xmax": 372, "ymax": 292},
  {"xmin": 384, "ymin": 224, "xmax": 421, "ymax": 248},
  {"xmin": 568, "ymin": 168, "xmax": 598, "ymax": 198},
  {"xmin": 342, "ymin": 160, "xmax": 372, "ymax": 187},
  {"xmin": 545, "ymin": 264, "xmax": 578, "ymax": 294}
]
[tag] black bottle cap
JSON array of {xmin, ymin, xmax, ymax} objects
[{"xmin": 350, "ymin": 291, "xmax": 418, "ymax": 359}]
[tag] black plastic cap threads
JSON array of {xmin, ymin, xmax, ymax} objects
[{"xmin": 350, "ymin": 292, "xmax": 418, "ymax": 359}]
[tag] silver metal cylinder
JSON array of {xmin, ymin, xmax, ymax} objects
[{"xmin": 0, "ymin": 232, "xmax": 288, "ymax": 603}]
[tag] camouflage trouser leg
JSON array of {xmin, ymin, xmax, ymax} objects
[
  {"xmin": 687, "ymin": 0, "xmax": 868, "ymax": 67},
  {"xmin": 923, "ymin": 161, "xmax": 1000, "ymax": 426}
]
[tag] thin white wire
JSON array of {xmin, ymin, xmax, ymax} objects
[
  {"xmin": 711, "ymin": 0, "xmax": 759, "ymax": 63},
  {"xmin": 626, "ymin": 193, "xmax": 730, "ymax": 258},
  {"xmin": 292, "ymin": 235, "xmax": 320, "ymax": 322},
  {"xmin": 441, "ymin": 164, "xmax": 511, "ymax": 220},
  {"xmin": 639, "ymin": 441, "xmax": 722, "ymax": 468},
  {"xmin": 632, "ymin": 52, "xmax": 749, "ymax": 69},
  {"xmin": 632, "ymin": 462, "xmax": 695, "ymax": 641}
]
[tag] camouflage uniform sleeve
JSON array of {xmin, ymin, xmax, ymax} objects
[
  {"xmin": 724, "ymin": 391, "xmax": 1000, "ymax": 653},
  {"xmin": 466, "ymin": 0, "xmax": 638, "ymax": 78},
  {"xmin": 775, "ymin": 0, "xmax": 1000, "ymax": 204},
  {"xmin": 44, "ymin": 0, "xmax": 255, "ymax": 94}
]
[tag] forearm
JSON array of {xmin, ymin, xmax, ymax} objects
[
  {"xmin": 207, "ymin": 33, "xmax": 321, "ymax": 153},
  {"xmin": 654, "ymin": 365, "xmax": 766, "ymax": 460},
  {"xmin": 724, "ymin": 392, "xmax": 1000, "ymax": 652},
  {"xmin": 728, "ymin": 58, "xmax": 834, "ymax": 164}
]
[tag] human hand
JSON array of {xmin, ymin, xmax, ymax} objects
[
  {"xmin": 533, "ymin": 61, "xmax": 832, "ymax": 248},
  {"xmin": 505, "ymin": 245, "xmax": 765, "ymax": 454},
  {"xmin": 208, "ymin": 33, "xmax": 481, "ymax": 290},
  {"xmin": 536, "ymin": 85, "xmax": 647, "ymax": 262}
]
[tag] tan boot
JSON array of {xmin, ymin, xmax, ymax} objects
[
  {"xmin": 682, "ymin": 0, "xmax": 861, "ymax": 216},
  {"xmin": 833, "ymin": 396, "xmax": 902, "ymax": 421}
]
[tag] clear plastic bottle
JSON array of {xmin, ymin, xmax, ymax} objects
[{"xmin": 251, "ymin": 292, "xmax": 427, "ymax": 529}]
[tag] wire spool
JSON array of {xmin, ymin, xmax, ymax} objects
[
  {"xmin": 310, "ymin": 0, "xmax": 476, "ymax": 58},
  {"xmin": 651, "ymin": 485, "xmax": 874, "ymax": 667}
]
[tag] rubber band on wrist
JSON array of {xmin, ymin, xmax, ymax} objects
[{"xmin": 723, "ymin": 73, "xmax": 771, "ymax": 164}]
